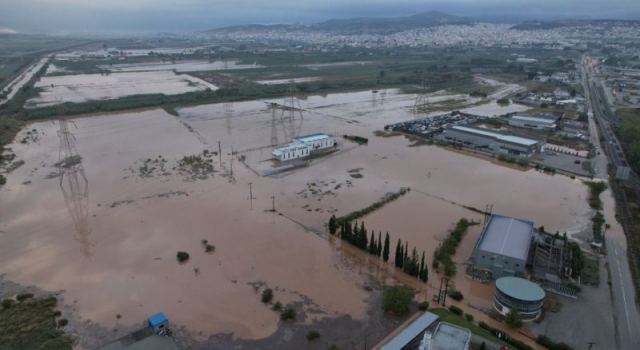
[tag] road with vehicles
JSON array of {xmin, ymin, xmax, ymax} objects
[{"xmin": 583, "ymin": 55, "xmax": 640, "ymax": 350}]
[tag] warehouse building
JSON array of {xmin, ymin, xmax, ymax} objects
[
  {"xmin": 509, "ymin": 114, "xmax": 558, "ymax": 130},
  {"xmin": 469, "ymin": 214, "xmax": 535, "ymax": 279},
  {"xmin": 438, "ymin": 125, "xmax": 542, "ymax": 158},
  {"xmin": 494, "ymin": 276, "xmax": 545, "ymax": 321},
  {"xmin": 272, "ymin": 133, "xmax": 336, "ymax": 161}
]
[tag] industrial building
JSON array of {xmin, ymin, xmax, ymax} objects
[
  {"xmin": 509, "ymin": 114, "xmax": 558, "ymax": 130},
  {"xmin": 438, "ymin": 125, "xmax": 542, "ymax": 158},
  {"xmin": 494, "ymin": 276, "xmax": 545, "ymax": 321},
  {"xmin": 271, "ymin": 133, "xmax": 335, "ymax": 161},
  {"xmin": 378, "ymin": 312, "xmax": 471, "ymax": 350},
  {"xmin": 469, "ymin": 214, "xmax": 535, "ymax": 279}
]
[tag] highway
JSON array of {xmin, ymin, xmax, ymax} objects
[{"xmin": 582, "ymin": 56, "xmax": 640, "ymax": 349}]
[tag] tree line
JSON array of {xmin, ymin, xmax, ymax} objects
[{"xmin": 329, "ymin": 215, "xmax": 428, "ymax": 283}]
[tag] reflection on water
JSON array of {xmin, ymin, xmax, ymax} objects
[{"xmin": 57, "ymin": 119, "xmax": 92, "ymax": 257}]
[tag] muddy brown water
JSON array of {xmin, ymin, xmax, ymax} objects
[{"xmin": 0, "ymin": 89, "xmax": 591, "ymax": 346}]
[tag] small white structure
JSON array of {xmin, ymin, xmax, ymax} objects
[
  {"xmin": 272, "ymin": 133, "xmax": 336, "ymax": 161},
  {"xmin": 509, "ymin": 115, "xmax": 557, "ymax": 130}
]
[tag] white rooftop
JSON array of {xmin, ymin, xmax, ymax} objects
[
  {"xmin": 476, "ymin": 214, "xmax": 534, "ymax": 261},
  {"xmin": 380, "ymin": 312, "xmax": 439, "ymax": 350},
  {"xmin": 511, "ymin": 115, "xmax": 557, "ymax": 125},
  {"xmin": 294, "ymin": 133, "xmax": 332, "ymax": 143},
  {"xmin": 431, "ymin": 322, "xmax": 472, "ymax": 350},
  {"xmin": 450, "ymin": 125, "xmax": 539, "ymax": 147}
]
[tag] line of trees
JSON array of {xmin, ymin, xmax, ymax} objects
[
  {"xmin": 432, "ymin": 218, "xmax": 473, "ymax": 277},
  {"xmin": 329, "ymin": 215, "xmax": 427, "ymax": 283}
]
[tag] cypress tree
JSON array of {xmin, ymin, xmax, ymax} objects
[
  {"xmin": 383, "ymin": 233, "xmax": 390, "ymax": 262},
  {"xmin": 403, "ymin": 242, "xmax": 409, "ymax": 269},
  {"xmin": 395, "ymin": 239, "xmax": 402, "ymax": 268},
  {"xmin": 377, "ymin": 232, "xmax": 383, "ymax": 257},
  {"xmin": 329, "ymin": 215, "xmax": 337, "ymax": 235},
  {"xmin": 369, "ymin": 231, "xmax": 376, "ymax": 255},
  {"xmin": 420, "ymin": 251, "xmax": 428, "ymax": 282}
]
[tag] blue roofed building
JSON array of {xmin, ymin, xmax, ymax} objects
[{"xmin": 469, "ymin": 214, "xmax": 535, "ymax": 280}]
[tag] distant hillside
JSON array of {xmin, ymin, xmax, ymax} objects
[
  {"xmin": 512, "ymin": 19, "xmax": 640, "ymax": 30},
  {"xmin": 208, "ymin": 11, "xmax": 473, "ymax": 34}
]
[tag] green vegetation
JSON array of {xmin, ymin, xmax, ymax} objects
[
  {"xmin": 497, "ymin": 97, "xmax": 510, "ymax": 106},
  {"xmin": 580, "ymin": 252, "xmax": 600, "ymax": 286},
  {"xmin": 334, "ymin": 187, "xmax": 409, "ymax": 225},
  {"xmin": 394, "ymin": 240, "xmax": 429, "ymax": 281},
  {"xmin": 272, "ymin": 301, "xmax": 283, "ymax": 311},
  {"xmin": 429, "ymin": 309, "xmax": 512, "ymax": 347},
  {"xmin": 448, "ymin": 305, "xmax": 463, "ymax": 316},
  {"xmin": 505, "ymin": 308, "xmax": 523, "ymax": 328},
  {"xmin": 584, "ymin": 181, "xmax": 607, "ymax": 210},
  {"xmin": 177, "ymin": 151, "xmax": 215, "ymax": 179},
  {"xmin": 478, "ymin": 321, "xmax": 532, "ymax": 350},
  {"xmin": 343, "ymin": 135, "xmax": 368, "ymax": 145},
  {"xmin": 536, "ymin": 335, "xmax": 574, "ymax": 350},
  {"xmin": 615, "ymin": 108, "xmax": 640, "ymax": 174},
  {"xmin": 568, "ymin": 241, "xmax": 586, "ymax": 280},
  {"xmin": 592, "ymin": 211, "xmax": 605, "ymax": 242},
  {"xmin": 382, "ymin": 285, "xmax": 414, "ymax": 315},
  {"xmin": 176, "ymin": 251, "xmax": 190, "ymax": 263},
  {"xmin": 418, "ymin": 301, "xmax": 429, "ymax": 311},
  {"xmin": 497, "ymin": 154, "xmax": 529, "ymax": 167},
  {"xmin": 280, "ymin": 307, "xmax": 295, "ymax": 321},
  {"xmin": 432, "ymin": 218, "xmax": 474, "ymax": 276},
  {"xmin": 261, "ymin": 288, "xmax": 274, "ymax": 303},
  {"xmin": 447, "ymin": 290, "xmax": 464, "ymax": 301},
  {"xmin": 306, "ymin": 330, "xmax": 320, "ymax": 342},
  {"xmin": 0, "ymin": 295, "xmax": 73, "ymax": 350},
  {"xmin": 373, "ymin": 130, "xmax": 402, "ymax": 138}
]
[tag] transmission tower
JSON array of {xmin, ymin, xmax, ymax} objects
[
  {"xmin": 57, "ymin": 119, "xmax": 92, "ymax": 257},
  {"xmin": 280, "ymin": 79, "xmax": 303, "ymax": 139},
  {"xmin": 224, "ymin": 102, "xmax": 234, "ymax": 136},
  {"xmin": 413, "ymin": 76, "xmax": 429, "ymax": 114}
]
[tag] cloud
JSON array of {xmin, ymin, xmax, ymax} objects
[{"xmin": 0, "ymin": 27, "xmax": 17, "ymax": 34}]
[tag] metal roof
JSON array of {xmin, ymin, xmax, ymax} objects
[
  {"xmin": 496, "ymin": 277, "xmax": 545, "ymax": 302},
  {"xmin": 380, "ymin": 312, "xmax": 439, "ymax": 350},
  {"xmin": 476, "ymin": 214, "xmax": 534, "ymax": 261},
  {"xmin": 272, "ymin": 141, "xmax": 308, "ymax": 155},
  {"xmin": 294, "ymin": 133, "xmax": 331, "ymax": 142},
  {"xmin": 511, "ymin": 115, "xmax": 557, "ymax": 125},
  {"xmin": 450, "ymin": 125, "xmax": 539, "ymax": 147},
  {"xmin": 147, "ymin": 312, "xmax": 167, "ymax": 327},
  {"xmin": 431, "ymin": 322, "xmax": 472, "ymax": 350}
]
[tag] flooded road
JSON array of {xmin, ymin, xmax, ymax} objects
[{"xmin": 0, "ymin": 89, "xmax": 592, "ymax": 347}]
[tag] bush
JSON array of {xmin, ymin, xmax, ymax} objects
[
  {"xmin": 280, "ymin": 307, "xmax": 295, "ymax": 321},
  {"xmin": 16, "ymin": 293, "xmax": 34, "ymax": 302},
  {"xmin": 176, "ymin": 251, "xmax": 190, "ymax": 263},
  {"xmin": 1, "ymin": 299, "xmax": 15, "ymax": 309},
  {"xmin": 205, "ymin": 244, "xmax": 215, "ymax": 253},
  {"xmin": 448, "ymin": 290, "xmax": 463, "ymax": 301},
  {"xmin": 418, "ymin": 301, "xmax": 429, "ymax": 311},
  {"xmin": 272, "ymin": 301, "xmax": 283, "ymax": 311},
  {"xmin": 536, "ymin": 335, "xmax": 575, "ymax": 350},
  {"xmin": 505, "ymin": 308, "xmax": 523, "ymax": 328},
  {"xmin": 382, "ymin": 286, "xmax": 414, "ymax": 315},
  {"xmin": 57, "ymin": 319, "xmax": 68, "ymax": 327},
  {"xmin": 261, "ymin": 288, "xmax": 274, "ymax": 303},
  {"xmin": 448, "ymin": 305, "xmax": 463, "ymax": 316},
  {"xmin": 464, "ymin": 313, "xmax": 474, "ymax": 322},
  {"xmin": 306, "ymin": 330, "xmax": 320, "ymax": 341}
]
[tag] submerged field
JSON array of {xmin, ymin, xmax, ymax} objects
[{"xmin": 0, "ymin": 88, "xmax": 592, "ymax": 348}]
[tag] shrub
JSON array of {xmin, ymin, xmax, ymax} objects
[
  {"xmin": 464, "ymin": 313, "xmax": 474, "ymax": 321},
  {"xmin": 1, "ymin": 299, "xmax": 15, "ymax": 309},
  {"xmin": 448, "ymin": 305, "xmax": 463, "ymax": 316},
  {"xmin": 176, "ymin": 251, "xmax": 190, "ymax": 263},
  {"xmin": 306, "ymin": 330, "xmax": 320, "ymax": 341},
  {"xmin": 505, "ymin": 308, "xmax": 523, "ymax": 328},
  {"xmin": 57, "ymin": 319, "xmax": 68, "ymax": 327},
  {"xmin": 205, "ymin": 244, "xmax": 215, "ymax": 253},
  {"xmin": 418, "ymin": 301, "xmax": 429, "ymax": 311},
  {"xmin": 16, "ymin": 293, "xmax": 34, "ymax": 302},
  {"xmin": 261, "ymin": 288, "xmax": 274, "ymax": 303},
  {"xmin": 272, "ymin": 301, "xmax": 283, "ymax": 311},
  {"xmin": 382, "ymin": 286, "xmax": 414, "ymax": 315},
  {"xmin": 448, "ymin": 290, "xmax": 463, "ymax": 301},
  {"xmin": 280, "ymin": 307, "xmax": 295, "ymax": 321}
]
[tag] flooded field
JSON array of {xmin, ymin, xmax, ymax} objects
[
  {"xmin": 256, "ymin": 77, "xmax": 321, "ymax": 85},
  {"xmin": 26, "ymin": 71, "xmax": 218, "ymax": 108},
  {"xmin": 101, "ymin": 60, "xmax": 262, "ymax": 73},
  {"xmin": 0, "ymin": 88, "xmax": 592, "ymax": 348}
]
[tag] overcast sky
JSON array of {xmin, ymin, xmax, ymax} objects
[{"xmin": 1, "ymin": 0, "xmax": 639, "ymax": 34}]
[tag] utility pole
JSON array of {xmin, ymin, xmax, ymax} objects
[
  {"xmin": 248, "ymin": 182, "xmax": 254, "ymax": 210},
  {"xmin": 587, "ymin": 342, "xmax": 596, "ymax": 350},
  {"xmin": 271, "ymin": 194, "xmax": 275, "ymax": 212},
  {"xmin": 218, "ymin": 141, "xmax": 222, "ymax": 164}
]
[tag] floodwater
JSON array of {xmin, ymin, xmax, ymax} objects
[
  {"xmin": 101, "ymin": 60, "xmax": 262, "ymax": 73},
  {"xmin": 26, "ymin": 71, "xmax": 218, "ymax": 108},
  {"xmin": 0, "ymin": 88, "xmax": 592, "ymax": 346}
]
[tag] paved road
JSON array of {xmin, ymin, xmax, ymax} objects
[
  {"xmin": 583, "ymin": 56, "xmax": 640, "ymax": 349},
  {"xmin": 0, "ymin": 55, "xmax": 49, "ymax": 106}
]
